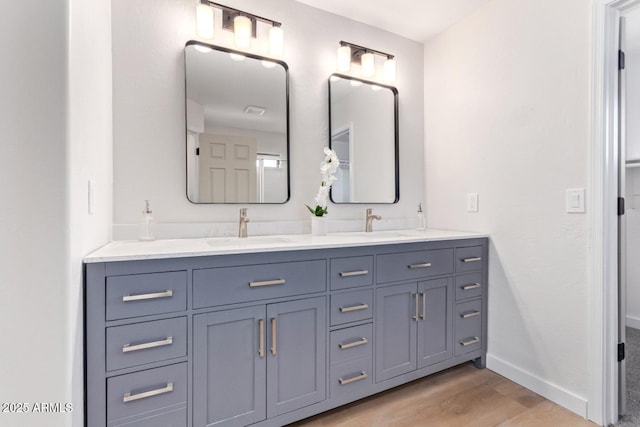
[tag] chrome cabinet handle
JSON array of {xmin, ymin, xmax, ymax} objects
[
  {"xmin": 258, "ymin": 319, "xmax": 265, "ymax": 358},
  {"xmin": 413, "ymin": 293, "xmax": 419, "ymax": 321},
  {"xmin": 123, "ymin": 383, "xmax": 173, "ymax": 403},
  {"xmin": 462, "ymin": 257, "xmax": 482, "ymax": 263},
  {"xmin": 270, "ymin": 318, "xmax": 277, "ymax": 356},
  {"xmin": 461, "ymin": 310, "xmax": 481, "ymax": 319},
  {"xmin": 460, "ymin": 337, "xmax": 480, "ymax": 346},
  {"xmin": 339, "ymin": 304, "xmax": 369, "ymax": 313},
  {"xmin": 339, "ymin": 270, "xmax": 369, "ymax": 277},
  {"xmin": 408, "ymin": 262, "xmax": 432, "ymax": 269},
  {"xmin": 122, "ymin": 337, "xmax": 173, "ymax": 353},
  {"xmin": 122, "ymin": 290, "xmax": 173, "ymax": 302},
  {"xmin": 249, "ymin": 279, "xmax": 286, "ymax": 288},
  {"xmin": 462, "ymin": 283, "xmax": 481, "ymax": 290},
  {"xmin": 421, "ymin": 292, "xmax": 426, "ymax": 320},
  {"xmin": 338, "ymin": 371, "xmax": 368, "ymax": 385},
  {"xmin": 339, "ymin": 338, "xmax": 368, "ymax": 350}
]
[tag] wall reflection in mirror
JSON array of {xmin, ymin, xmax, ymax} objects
[
  {"xmin": 185, "ymin": 41, "xmax": 289, "ymax": 203},
  {"xmin": 329, "ymin": 74, "xmax": 399, "ymax": 204}
]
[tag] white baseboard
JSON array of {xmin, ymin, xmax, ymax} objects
[
  {"xmin": 486, "ymin": 353, "xmax": 588, "ymax": 418},
  {"xmin": 626, "ymin": 315, "xmax": 640, "ymax": 329}
]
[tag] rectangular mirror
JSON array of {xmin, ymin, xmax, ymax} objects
[
  {"xmin": 329, "ymin": 74, "xmax": 399, "ymax": 204},
  {"xmin": 185, "ymin": 41, "xmax": 290, "ymax": 203}
]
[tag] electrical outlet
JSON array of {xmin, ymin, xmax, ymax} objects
[{"xmin": 467, "ymin": 193, "xmax": 479, "ymax": 213}]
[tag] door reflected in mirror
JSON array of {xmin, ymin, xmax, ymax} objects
[
  {"xmin": 185, "ymin": 41, "xmax": 290, "ymax": 204},
  {"xmin": 329, "ymin": 74, "xmax": 399, "ymax": 204}
]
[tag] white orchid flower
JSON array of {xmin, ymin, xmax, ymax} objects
[{"xmin": 307, "ymin": 147, "xmax": 341, "ymax": 217}]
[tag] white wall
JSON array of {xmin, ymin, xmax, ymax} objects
[
  {"xmin": 625, "ymin": 7, "xmax": 640, "ymax": 329},
  {"xmin": 111, "ymin": 0, "xmax": 424, "ymax": 238},
  {"xmin": 0, "ymin": 1, "xmax": 111, "ymax": 426},
  {"xmin": 68, "ymin": 0, "xmax": 113, "ymax": 424},
  {"xmin": 424, "ymin": 0, "xmax": 590, "ymax": 416},
  {"xmin": 0, "ymin": 2, "xmax": 70, "ymax": 425}
]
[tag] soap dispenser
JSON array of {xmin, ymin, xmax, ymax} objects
[
  {"xmin": 416, "ymin": 202, "xmax": 426, "ymax": 231},
  {"xmin": 139, "ymin": 200, "xmax": 156, "ymax": 241}
]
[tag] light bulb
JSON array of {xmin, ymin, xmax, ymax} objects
[
  {"xmin": 269, "ymin": 26, "xmax": 284, "ymax": 58},
  {"xmin": 337, "ymin": 45, "xmax": 351, "ymax": 73},
  {"xmin": 361, "ymin": 52, "xmax": 375, "ymax": 78},
  {"xmin": 196, "ymin": 4, "xmax": 214, "ymax": 39},
  {"xmin": 384, "ymin": 58, "xmax": 396, "ymax": 84},
  {"xmin": 234, "ymin": 15, "xmax": 252, "ymax": 48}
]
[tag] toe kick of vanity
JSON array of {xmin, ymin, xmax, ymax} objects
[{"xmin": 85, "ymin": 236, "xmax": 488, "ymax": 427}]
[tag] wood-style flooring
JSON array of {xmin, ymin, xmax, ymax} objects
[{"xmin": 289, "ymin": 363, "xmax": 596, "ymax": 427}]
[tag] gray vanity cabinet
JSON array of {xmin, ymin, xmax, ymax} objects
[
  {"xmin": 265, "ymin": 297, "xmax": 327, "ymax": 417},
  {"xmin": 85, "ymin": 237, "xmax": 487, "ymax": 427},
  {"xmin": 375, "ymin": 278, "xmax": 452, "ymax": 382},
  {"xmin": 193, "ymin": 297, "xmax": 326, "ymax": 426},
  {"xmin": 193, "ymin": 306, "xmax": 266, "ymax": 427}
]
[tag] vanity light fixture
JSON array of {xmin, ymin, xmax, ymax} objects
[
  {"xmin": 196, "ymin": 1, "xmax": 284, "ymax": 57},
  {"xmin": 196, "ymin": 3, "xmax": 214, "ymax": 39},
  {"xmin": 337, "ymin": 41, "xmax": 396, "ymax": 83}
]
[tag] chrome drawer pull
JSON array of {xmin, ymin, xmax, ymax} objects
[
  {"xmin": 408, "ymin": 262, "xmax": 432, "ymax": 269},
  {"xmin": 339, "ymin": 371, "xmax": 368, "ymax": 385},
  {"xmin": 249, "ymin": 279, "xmax": 286, "ymax": 288},
  {"xmin": 462, "ymin": 257, "xmax": 482, "ymax": 263},
  {"xmin": 339, "ymin": 338, "xmax": 368, "ymax": 350},
  {"xmin": 461, "ymin": 311, "xmax": 481, "ymax": 319},
  {"xmin": 460, "ymin": 337, "xmax": 480, "ymax": 346},
  {"xmin": 413, "ymin": 293, "xmax": 419, "ymax": 321},
  {"xmin": 258, "ymin": 319, "xmax": 265, "ymax": 358},
  {"xmin": 122, "ymin": 337, "xmax": 173, "ymax": 353},
  {"xmin": 122, "ymin": 290, "xmax": 173, "ymax": 302},
  {"xmin": 462, "ymin": 283, "xmax": 481, "ymax": 290},
  {"xmin": 339, "ymin": 270, "xmax": 369, "ymax": 277},
  {"xmin": 339, "ymin": 304, "xmax": 369, "ymax": 313},
  {"xmin": 123, "ymin": 382, "xmax": 173, "ymax": 403},
  {"xmin": 271, "ymin": 318, "xmax": 277, "ymax": 356},
  {"xmin": 421, "ymin": 292, "xmax": 426, "ymax": 320}
]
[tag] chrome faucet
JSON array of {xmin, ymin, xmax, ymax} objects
[
  {"xmin": 239, "ymin": 208, "xmax": 250, "ymax": 238},
  {"xmin": 365, "ymin": 208, "xmax": 381, "ymax": 232}
]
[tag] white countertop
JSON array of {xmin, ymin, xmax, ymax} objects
[{"xmin": 84, "ymin": 228, "xmax": 488, "ymax": 263}]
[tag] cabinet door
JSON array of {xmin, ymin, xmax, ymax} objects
[
  {"xmin": 417, "ymin": 278, "xmax": 453, "ymax": 369},
  {"xmin": 266, "ymin": 296, "xmax": 326, "ymax": 418},
  {"xmin": 193, "ymin": 306, "xmax": 266, "ymax": 427},
  {"xmin": 375, "ymin": 283, "xmax": 418, "ymax": 382}
]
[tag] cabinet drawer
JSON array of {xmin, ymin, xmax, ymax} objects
[
  {"xmin": 106, "ymin": 317, "xmax": 187, "ymax": 372},
  {"xmin": 330, "ymin": 357, "xmax": 373, "ymax": 402},
  {"xmin": 106, "ymin": 271, "xmax": 187, "ymax": 321},
  {"xmin": 455, "ymin": 273, "xmax": 483, "ymax": 301},
  {"xmin": 193, "ymin": 260, "xmax": 326, "ymax": 309},
  {"xmin": 330, "ymin": 256, "xmax": 373, "ymax": 290},
  {"xmin": 330, "ymin": 323, "xmax": 373, "ymax": 365},
  {"xmin": 454, "ymin": 299, "xmax": 482, "ymax": 356},
  {"xmin": 377, "ymin": 249, "xmax": 453, "ymax": 284},
  {"xmin": 455, "ymin": 246, "xmax": 484, "ymax": 273},
  {"xmin": 107, "ymin": 363, "xmax": 187, "ymax": 424},
  {"xmin": 330, "ymin": 290, "xmax": 373, "ymax": 326},
  {"xmin": 108, "ymin": 407, "xmax": 186, "ymax": 427}
]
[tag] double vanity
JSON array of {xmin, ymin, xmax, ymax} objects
[{"xmin": 84, "ymin": 230, "xmax": 488, "ymax": 427}]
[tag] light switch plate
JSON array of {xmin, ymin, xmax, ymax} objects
[
  {"xmin": 467, "ymin": 193, "xmax": 479, "ymax": 213},
  {"xmin": 566, "ymin": 188, "xmax": 585, "ymax": 213}
]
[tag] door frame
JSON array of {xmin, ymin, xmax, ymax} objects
[{"xmin": 590, "ymin": 0, "xmax": 640, "ymax": 424}]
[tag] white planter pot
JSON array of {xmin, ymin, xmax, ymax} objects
[{"xmin": 311, "ymin": 216, "xmax": 328, "ymax": 236}]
